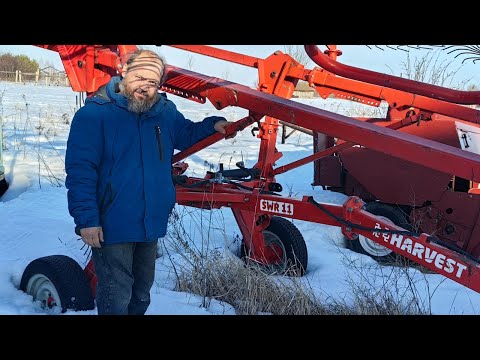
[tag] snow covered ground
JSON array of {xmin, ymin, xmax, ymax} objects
[{"xmin": 1, "ymin": 81, "xmax": 479, "ymax": 315}]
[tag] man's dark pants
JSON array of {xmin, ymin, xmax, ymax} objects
[{"xmin": 91, "ymin": 240, "xmax": 158, "ymax": 315}]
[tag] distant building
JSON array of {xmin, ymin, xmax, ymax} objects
[
  {"xmin": 292, "ymin": 81, "xmax": 317, "ymax": 98},
  {"xmin": 40, "ymin": 66, "xmax": 68, "ymax": 86}
]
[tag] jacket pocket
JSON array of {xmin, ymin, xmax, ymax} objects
[{"xmin": 154, "ymin": 125, "xmax": 164, "ymax": 161}]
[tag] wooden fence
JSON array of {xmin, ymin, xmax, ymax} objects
[{"xmin": 0, "ymin": 67, "xmax": 69, "ymax": 86}]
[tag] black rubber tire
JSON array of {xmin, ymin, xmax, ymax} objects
[
  {"xmin": 20, "ymin": 255, "xmax": 95, "ymax": 313},
  {"xmin": 240, "ymin": 216, "xmax": 308, "ymax": 276},
  {"xmin": 0, "ymin": 178, "xmax": 8, "ymax": 197},
  {"xmin": 346, "ymin": 201, "xmax": 412, "ymax": 264}
]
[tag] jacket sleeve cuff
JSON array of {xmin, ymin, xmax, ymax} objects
[{"xmin": 75, "ymin": 217, "xmax": 100, "ymax": 231}]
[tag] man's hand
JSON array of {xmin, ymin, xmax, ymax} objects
[
  {"xmin": 214, "ymin": 120, "xmax": 237, "ymax": 139},
  {"xmin": 80, "ymin": 226, "xmax": 104, "ymax": 248}
]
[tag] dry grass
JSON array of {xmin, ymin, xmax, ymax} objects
[
  {"xmin": 330, "ymin": 252, "xmax": 434, "ymax": 315},
  {"xmin": 163, "ymin": 208, "xmax": 328, "ymax": 314},
  {"xmin": 162, "ymin": 208, "xmax": 432, "ymax": 315},
  {"xmin": 175, "ymin": 253, "xmax": 328, "ymax": 315}
]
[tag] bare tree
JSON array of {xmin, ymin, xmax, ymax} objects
[
  {"xmin": 467, "ymin": 83, "xmax": 479, "ymax": 91},
  {"xmin": 387, "ymin": 49, "xmax": 474, "ymax": 90},
  {"xmin": 186, "ymin": 55, "xmax": 195, "ymax": 71},
  {"xmin": 222, "ymin": 67, "xmax": 230, "ymax": 80},
  {"xmin": 282, "ymin": 45, "xmax": 310, "ymax": 66},
  {"xmin": 39, "ymin": 59, "xmax": 57, "ymax": 70}
]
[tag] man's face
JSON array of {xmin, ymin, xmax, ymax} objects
[{"xmin": 121, "ymin": 54, "xmax": 163, "ymax": 113}]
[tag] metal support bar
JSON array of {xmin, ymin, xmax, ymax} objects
[
  {"xmin": 304, "ymin": 45, "xmax": 480, "ymax": 105},
  {"xmin": 164, "ymin": 65, "xmax": 480, "ymax": 182}
]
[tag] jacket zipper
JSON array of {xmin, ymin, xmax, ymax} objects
[{"xmin": 154, "ymin": 125, "xmax": 164, "ymax": 161}]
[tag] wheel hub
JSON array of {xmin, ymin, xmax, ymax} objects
[
  {"xmin": 256, "ymin": 230, "xmax": 287, "ymax": 273},
  {"xmin": 25, "ymin": 274, "xmax": 62, "ymax": 310},
  {"xmin": 358, "ymin": 215, "xmax": 394, "ymax": 257}
]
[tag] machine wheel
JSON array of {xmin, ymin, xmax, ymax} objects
[
  {"xmin": 0, "ymin": 178, "xmax": 8, "ymax": 197},
  {"xmin": 20, "ymin": 255, "xmax": 95, "ymax": 313},
  {"xmin": 346, "ymin": 201, "xmax": 412, "ymax": 264},
  {"xmin": 240, "ymin": 216, "xmax": 308, "ymax": 276}
]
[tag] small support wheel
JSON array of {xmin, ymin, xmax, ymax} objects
[
  {"xmin": 20, "ymin": 255, "xmax": 95, "ymax": 312},
  {"xmin": 240, "ymin": 216, "xmax": 308, "ymax": 276},
  {"xmin": 346, "ymin": 201, "xmax": 412, "ymax": 264}
]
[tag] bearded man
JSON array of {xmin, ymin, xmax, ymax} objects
[{"xmin": 65, "ymin": 49, "xmax": 234, "ymax": 315}]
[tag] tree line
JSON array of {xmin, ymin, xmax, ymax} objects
[{"xmin": 0, "ymin": 53, "xmax": 39, "ymax": 73}]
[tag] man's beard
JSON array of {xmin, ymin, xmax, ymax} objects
[{"xmin": 119, "ymin": 81, "xmax": 159, "ymax": 114}]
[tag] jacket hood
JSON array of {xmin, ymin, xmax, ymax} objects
[{"xmin": 87, "ymin": 76, "xmax": 167, "ymax": 116}]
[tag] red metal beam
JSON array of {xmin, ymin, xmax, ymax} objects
[
  {"xmin": 167, "ymin": 46, "xmax": 480, "ymax": 123},
  {"xmin": 176, "ymin": 182, "xmax": 480, "ymax": 294},
  {"xmin": 304, "ymin": 45, "xmax": 480, "ymax": 105},
  {"xmin": 341, "ymin": 196, "xmax": 480, "ymax": 293},
  {"xmin": 169, "ymin": 45, "xmax": 262, "ymax": 68},
  {"xmin": 164, "ymin": 65, "xmax": 480, "ymax": 183},
  {"xmin": 173, "ymin": 114, "xmax": 260, "ymax": 163},
  {"xmin": 288, "ymin": 66, "xmax": 480, "ymax": 124},
  {"xmin": 35, "ymin": 45, "xmax": 139, "ymax": 93},
  {"xmin": 274, "ymin": 141, "xmax": 354, "ymax": 175},
  {"xmin": 273, "ymin": 114, "xmax": 423, "ymax": 176}
]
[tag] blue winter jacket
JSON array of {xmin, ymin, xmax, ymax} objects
[{"xmin": 65, "ymin": 76, "xmax": 225, "ymax": 244}]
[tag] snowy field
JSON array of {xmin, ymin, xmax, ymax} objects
[{"xmin": 1, "ymin": 81, "xmax": 479, "ymax": 315}]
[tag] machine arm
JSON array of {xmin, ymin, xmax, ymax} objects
[
  {"xmin": 163, "ymin": 65, "xmax": 480, "ymax": 183},
  {"xmin": 304, "ymin": 45, "xmax": 480, "ymax": 106},
  {"xmin": 175, "ymin": 180, "xmax": 480, "ymax": 294}
]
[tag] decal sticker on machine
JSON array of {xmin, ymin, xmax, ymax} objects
[
  {"xmin": 260, "ymin": 200, "xmax": 294, "ymax": 215},
  {"xmin": 373, "ymin": 223, "xmax": 467, "ymax": 279},
  {"xmin": 456, "ymin": 121, "xmax": 480, "ymax": 155}
]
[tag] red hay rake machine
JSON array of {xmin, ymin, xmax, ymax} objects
[{"xmin": 17, "ymin": 45, "xmax": 480, "ymax": 312}]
